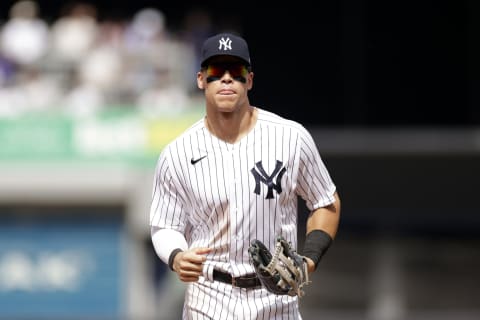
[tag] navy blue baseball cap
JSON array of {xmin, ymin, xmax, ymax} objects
[{"xmin": 200, "ymin": 33, "xmax": 251, "ymax": 67}]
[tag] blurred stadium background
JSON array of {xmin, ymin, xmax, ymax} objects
[{"xmin": 0, "ymin": 1, "xmax": 478, "ymax": 319}]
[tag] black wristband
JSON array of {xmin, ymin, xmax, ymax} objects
[
  {"xmin": 302, "ymin": 229, "xmax": 333, "ymax": 270},
  {"xmin": 168, "ymin": 248, "xmax": 183, "ymax": 271}
]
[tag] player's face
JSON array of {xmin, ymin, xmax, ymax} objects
[{"xmin": 197, "ymin": 56, "xmax": 253, "ymax": 113}]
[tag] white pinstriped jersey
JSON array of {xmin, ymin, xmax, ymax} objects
[{"xmin": 150, "ymin": 107, "xmax": 337, "ymax": 280}]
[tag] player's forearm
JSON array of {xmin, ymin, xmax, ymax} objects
[
  {"xmin": 306, "ymin": 192, "xmax": 341, "ymax": 238},
  {"xmin": 302, "ymin": 192, "xmax": 340, "ymax": 271}
]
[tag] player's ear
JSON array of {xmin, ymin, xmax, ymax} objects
[
  {"xmin": 197, "ymin": 71, "xmax": 205, "ymax": 90},
  {"xmin": 247, "ymin": 72, "xmax": 254, "ymax": 90}
]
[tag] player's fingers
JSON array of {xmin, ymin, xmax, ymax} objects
[
  {"xmin": 179, "ymin": 274, "xmax": 201, "ymax": 282},
  {"xmin": 194, "ymin": 247, "xmax": 213, "ymax": 255},
  {"xmin": 178, "ymin": 260, "xmax": 204, "ymax": 272},
  {"xmin": 184, "ymin": 248, "xmax": 211, "ymax": 264},
  {"xmin": 177, "ymin": 269, "xmax": 203, "ymax": 282},
  {"xmin": 172, "ymin": 251, "xmax": 204, "ymax": 275}
]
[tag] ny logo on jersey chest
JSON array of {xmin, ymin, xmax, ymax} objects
[{"xmin": 251, "ymin": 160, "xmax": 286, "ymax": 199}]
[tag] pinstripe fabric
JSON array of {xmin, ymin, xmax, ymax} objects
[
  {"xmin": 184, "ymin": 279, "xmax": 301, "ymax": 319},
  {"xmin": 150, "ymin": 108, "xmax": 336, "ymax": 319}
]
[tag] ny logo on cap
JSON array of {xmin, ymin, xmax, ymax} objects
[{"xmin": 218, "ymin": 37, "xmax": 232, "ymax": 51}]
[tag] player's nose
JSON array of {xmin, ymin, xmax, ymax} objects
[{"xmin": 220, "ymin": 71, "xmax": 234, "ymax": 82}]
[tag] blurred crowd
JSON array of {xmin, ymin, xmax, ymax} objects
[{"xmin": 0, "ymin": 0, "xmax": 218, "ymax": 118}]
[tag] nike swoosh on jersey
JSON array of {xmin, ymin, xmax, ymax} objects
[{"xmin": 191, "ymin": 155, "xmax": 207, "ymax": 165}]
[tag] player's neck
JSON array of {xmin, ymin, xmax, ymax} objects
[{"xmin": 205, "ymin": 105, "xmax": 257, "ymax": 144}]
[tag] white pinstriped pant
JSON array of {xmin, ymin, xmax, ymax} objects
[{"xmin": 182, "ymin": 277, "xmax": 302, "ymax": 319}]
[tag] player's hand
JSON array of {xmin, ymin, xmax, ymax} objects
[
  {"xmin": 304, "ymin": 257, "xmax": 315, "ymax": 273},
  {"xmin": 173, "ymin": 247, "xmax": 212, "ymax": 282}
]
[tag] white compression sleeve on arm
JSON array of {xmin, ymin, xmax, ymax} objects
[{"xmin": 151, "ymin": 227, "xmax": 188, "ymax": 265}]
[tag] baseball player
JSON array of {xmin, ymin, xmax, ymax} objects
[{"xmin": 150, "ymin": 32, "xmax": 341, "ymax": 319}]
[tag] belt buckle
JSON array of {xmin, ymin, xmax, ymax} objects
[{"xmin": 231, "ymin": 276, "xmax": 237, "ymax": 287}]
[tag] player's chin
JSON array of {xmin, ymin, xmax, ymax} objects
[{"xmin": 215, "ymin": 102, "xmax": 239, "ymax": 113}]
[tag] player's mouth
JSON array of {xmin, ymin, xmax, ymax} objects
[{"xmin": 217, "ymin": 89, "xmax": 236, "ymax": 95}]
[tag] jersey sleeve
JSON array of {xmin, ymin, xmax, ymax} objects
[
  {"xmin": 149, "ymin": 146, "xmax": 189, "ymax": 233},
  {"xmin": 295, "ymin": 126, "xmax": 336, "ymax": 211}
]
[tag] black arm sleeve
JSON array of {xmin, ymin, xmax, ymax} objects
[{"xmin": 302, "ymin": 229, "xmax": 333, "ymax": 270}]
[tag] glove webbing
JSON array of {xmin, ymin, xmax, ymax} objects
[{"xmin": 265, "ymin": 240, "xmax": 310, "ymax": 297}]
